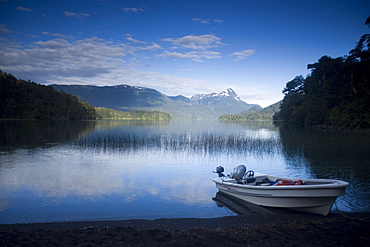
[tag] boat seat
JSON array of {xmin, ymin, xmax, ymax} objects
[
  {"xmin": 241, "ymin": 177, "xmax": 256, "ymax": 184},
  {"xmin": 255, "ymin": 177, "xmax": 271, "ymax": 185}
]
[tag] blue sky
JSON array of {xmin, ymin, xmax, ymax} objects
[{"xmin": 1, "ymin": 0, "xmax": 369, "ymax": 107}]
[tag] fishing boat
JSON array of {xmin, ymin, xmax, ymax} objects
[{"xmin": 212, "ymin": 165, "xmax": 349, "ymax": 216}]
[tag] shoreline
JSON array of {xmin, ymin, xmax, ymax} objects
[{"xmin": 1, "ymin": 212, "xmax": 370, "ymax": 246}]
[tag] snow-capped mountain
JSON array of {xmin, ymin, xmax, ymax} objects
[
  {"xmin": 191, "ymin": 88, "xmax": 241, "ymax": 104},
  {"xmin": 51, "ymin": 84, "xmax": 260, "ymax": 119},
  {"xmin": 190, "ymin": 88, "xmax": 259, "ymax": 113}
]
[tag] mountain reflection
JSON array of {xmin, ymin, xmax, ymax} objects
[
  {"xmin": 1, "ymin": 120, "xmax": 369, "ymax": 224},
  {"xmin": 74, "ymin": 127, "xmax": 281, "ymax": 156},
  {"xmin": 0, "ymin": 120, "xmax": 96, "ymax": 151},
  {"xmin": 220, "ymin": 120, "xmax": 280, "ymax": 131},
  {"xmin": 94, "ymin": 119, "xmax": 171, "ymax": 129}
]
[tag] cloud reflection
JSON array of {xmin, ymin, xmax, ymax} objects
[
  {"xmin": 0, "ymin": 147, "xmax": 217, "ymax": 211},
  {"xmin": 0, "ymin": 120, "xmax": 288, "ymax": 222}
]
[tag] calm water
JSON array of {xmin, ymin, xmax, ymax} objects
[{"xmin": 0, "ymin": 120, "xmax": 369, "ymax": 224}]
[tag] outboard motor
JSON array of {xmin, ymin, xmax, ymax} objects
[
  {"xmin": 230, "ymin": 165, "xmax": 246, "ymax": 183},
  {"xmin": 214, "ymin": 166, "xmax": 225, "ymax": 177}
]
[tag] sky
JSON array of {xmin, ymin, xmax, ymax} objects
[{"xmin": 0, "ymin": 0, "xmax": 369, "ymax": 107}]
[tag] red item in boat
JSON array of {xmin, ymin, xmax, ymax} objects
[{"xmin": 275, "ymin": 179, "xmax": 303, "ymax": 186}]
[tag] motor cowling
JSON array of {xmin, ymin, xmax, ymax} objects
[
  {"xmin": 233, "ymin": 165, "xmax": 246, "ymax": 180},
  {"xmin": 214, "ymin": 166, "xmax": 225, "ymax": 177}
]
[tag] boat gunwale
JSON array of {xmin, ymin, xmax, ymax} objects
[
  {"xmin": 215, "ymin": 186, "xmax": 343, "ymax": 198},
  {"xmin": 212, "ymin": 177, "xmax": 349, "ymax": 191}
]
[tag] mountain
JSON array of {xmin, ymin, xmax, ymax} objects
[
  {"xmin": 50, "ymin": 84, "xmax": 260, "ymax": 119},
  {"xmin": 191, "ymin": 88, "xmax": 241, "ymax": 102},
  {"xmin": 191, "ymin": 88, "xmax": 258, "ymax": 115},
  {"xmin": 51, "ymin": 84, "xmax": 169, "ymax": 108},
  {"xmin": 0, "ymin": 71, "xmax": 96, "ymax": 120}
]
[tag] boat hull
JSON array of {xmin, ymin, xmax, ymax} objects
[{"xmin": 213, "ymin": 176, "xmax": 348, "ymax": 216}]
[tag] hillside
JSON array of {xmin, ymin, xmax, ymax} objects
[
  {"xmin": 51, "ymin": 85, "xmax": 260, "ymax": 119},
  {"xmin": 276, "ymin": 19, "xmax": 370, "ymax": 128},
  {"xmin": 219, "ymin": 101, "xmax": 282, "ymax": 121},
  {"xmin": 0, "ymin": 71, "xmax": 96, "ymax": 120},
  {"xmin": 95, "ymin": 107, "xmax": 171, "ymax": 120}
]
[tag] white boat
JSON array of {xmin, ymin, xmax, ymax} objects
[{"xmin": 212, "ymin": 165, "xmax": 349, "ymax": 216}]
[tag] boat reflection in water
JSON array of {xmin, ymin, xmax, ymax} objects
[
  {"xmin": 213, "ymin": 192, "xmax": 281, "ymax": 215},
  {"xmin": 212, "ymin": 165, "xmax": 349, "ymax": 216}
]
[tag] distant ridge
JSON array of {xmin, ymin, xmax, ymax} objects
[
  {"xmin": 51, "ymin": 84, "xmax": 260, "ymax": 119},
  {"xmin": 0, "ymin": 71, "xmax": 96, "ymax": 120},
  {"xmin": 219, "ymin": 101, "xmax": 282, "ymax": 121}
]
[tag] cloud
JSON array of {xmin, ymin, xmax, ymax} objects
[
  {"xmin": 179, "ymin": 68, "xmax": 194, "ymax": 71},
  {"xmin": 192, "ymin": 18, "xmax": 224, "ymax": 24},
  {"xmin": 0, "ymin": 36, "xmax": 213, "ymax": 97},
  {"xmin": 239, "ymin": 91, "xmax": 283, "ymax": 107},
  {"xmin": 157, "ymin": 51, "xmax": 200, "ymax": 61},
  {"xmin": 64, "ymin": 11, "xmax": 91, "ymax": 18},
  {"xmin": 230, "ymin": 49, "xmax": 255, "ymax": 61},
  {"xmin": 162, "ymin": 34, "xmax": 223, "ymax": 50},
  {"xmin": 123, "ymin": 8, "xmax": 145, "ymax": 14},
  {"xmin": 34, "ymin": 38, "xmax": 71, "ymax": 49},
  {"xmin": 125, "ymin": 36, "xmax": 146, "ymax": 44},
  {"xmin": 157, "ymin": 50, "xmax": 220, "ymax": 62},
  {"xmin": 0, "ymin": 151, "xmax": 217, "ymax": 209},
  {"xmin": 0, "ymin": 37, "xmax": 126, "ymax": 81},
  {"xmin": 192, "ymin": 18, "xmax": 210, "ymax": 24},
  {"xmin": 42, "ymin": 31, "xmax": 74, "ymax": 39},
  {"xmin": 123, "ymin": 71, "xmax": 214, "ymax": 97},
  {"xmin": 97, "ymin": 0, "xmax": 110, "ymax": 5},
  {"xmin": 213, "ymin": 19, "xmax": 224, "ymax": 23},
  {"xmin": 15, "ymin": 6, "xmax": 32, "ymax": 12},
  {"xmin": 0, "ymin": 23, "xmax": 13, "ymax": 33},
  {"xmin": 138, "ymin": 43, "xmax": 162, "ymax": 50}
]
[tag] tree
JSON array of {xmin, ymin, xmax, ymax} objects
[
  {"xmin": 282, "ymin": 75, "xmax": 305, "ymax": 96},
  {"xmin": 0, "ymin": 70, "xmax": 96, "ymax": 120},
  {"xmin": 276, "ymin": 16, "xmax": 370, "ymax": 128}
]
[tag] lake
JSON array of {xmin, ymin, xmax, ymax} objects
[{"xmin": 0, "ymin": 120, "xmax": 369, "ymax": 224}]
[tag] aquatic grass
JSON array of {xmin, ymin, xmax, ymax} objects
[{"xmin": 72, "ymin": 131, "xmax": 282, "ymax": 156}]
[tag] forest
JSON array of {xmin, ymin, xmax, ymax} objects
[
  {"xmin": 0, "ymin": 71, "xmax": 96, "ymax": 120},
  {"xmin": 0, "ymin": 71, "xmax": 172, "ymax": 121},
  {"xmin": 219, "ymin": 102, "xmax": 281, "ymax": 121},
  {"xmin": 274, "ymin": 18, "xmax": 370, "ymax": 129},
  {"xmin": 95, "ymin": 107, "xmax": 172, "ymax": 120}
]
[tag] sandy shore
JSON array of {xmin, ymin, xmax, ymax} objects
[{"xmin": 1, "ymin": 212, "xmax": 369, "ymax": 246}]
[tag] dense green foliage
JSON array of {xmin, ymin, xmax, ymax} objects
[
  {"xmin": 0, "ymin": 71, "xmax": 174, "ymax": 120},
  {"xmin": 275, "ymin": 19, "xmax": 370, "ymax": 128},
  {"xmin": 95, "ymin": 107, "xmax": 172, "ymax": 120},
  {"xmin": 0, "ymin": 71, "xmax": 96, "ymax": 120},
  {"xmin": 219, "ymin": 101, "xmax": 281, "ymax": 121}
]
